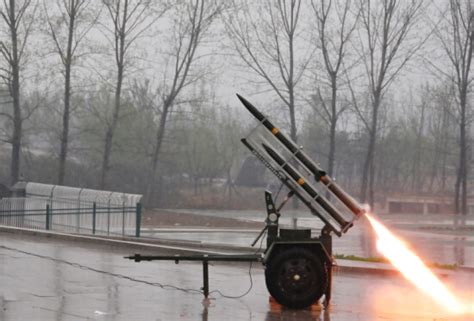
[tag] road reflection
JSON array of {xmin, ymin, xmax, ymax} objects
[
  {"xmin": 265, "ymin": 309, "xmax": 331, "ymax": 321},
  {"xmin": 202, "ymin": 305, "xmax": 208, "ymax": 321},
  {"xmin": 264, "ymin": 300, "xmax": 330, "ymax": 321}
]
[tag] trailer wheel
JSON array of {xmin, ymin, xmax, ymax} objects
[{"xmin": 265, "ymin": 247, "xmax": 327, "ymax": 309}]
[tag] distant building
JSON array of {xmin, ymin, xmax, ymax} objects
[{"xmin": 385, "ymin": 195, "xmax": 474, "ymax": 215}]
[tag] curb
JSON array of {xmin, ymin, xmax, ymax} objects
[
  {"xmin": 334, "ymin": 260, "xmax": 401, "ymax": 276},
  {"xmin": 332, "ymin": 260, "xmax": 452, "ymax": 278},
  {"xmin": 459, "ymin": 265, "xmax": 474, "ymax": 272}
]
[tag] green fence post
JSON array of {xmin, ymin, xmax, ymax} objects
[
  {"xmin": 122, "ymin": 204, "xmax": 125, "ymax": 236},
  {"xmin": 45, "ymin": 204, "xmax": 50, "ymax": 230},
  {"xmin": 135, "ymin": 203, "xmax": 141, "ymax": 238},
  {"xmin": 107, "ymin": 202, "xmax": 110, "ymax": 236},
  {"xmin": 92, "ymin": 202, "xmax": 96, "ymax": 235}
]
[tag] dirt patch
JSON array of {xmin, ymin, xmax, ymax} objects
[{"xmin": 142, "ymin": 209, "xmax": 264, "ymax": 229}]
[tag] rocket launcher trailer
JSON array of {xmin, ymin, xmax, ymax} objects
[{"xmin": 126, "ymin": 94, "xmax": 365, "ymax": 309}]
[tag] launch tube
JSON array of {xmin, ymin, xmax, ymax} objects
[
  {"xmin": 237, "ymin": 94, "xmax": 364, "ymax": 218},
  {"xmin": 262, "ymin": 143, "xmax": 350, "ymax": 230}
]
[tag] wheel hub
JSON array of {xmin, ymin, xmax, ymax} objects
[{"xmin": 280, "ymin": 259, "xmax": 314, "ymax": 293}]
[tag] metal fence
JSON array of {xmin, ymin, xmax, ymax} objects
[
  {"xmin": 25, "ymin": 182, "xmax": 142, "ymax": 207},
  {"xmin": 0, "ymin": 183, "xmax": 142, "ymax": 237}
]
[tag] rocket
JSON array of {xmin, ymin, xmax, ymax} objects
[{"xmin": 237, "ymin": 94, "xmax": 365, "ymax": 229}]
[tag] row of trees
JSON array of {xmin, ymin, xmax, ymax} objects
[{"xmin": 0, "ymin": 0, "xmax": 472, "ymax": 213}]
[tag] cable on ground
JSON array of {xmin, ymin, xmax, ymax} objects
[{"xmin": 209, "ymin": 229, "xmax": 266, "ymax": 299}]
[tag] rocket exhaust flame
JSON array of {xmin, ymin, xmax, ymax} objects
[{"xmin": 365, "ymin": 213, "xmax": 469, "ymax": 314}]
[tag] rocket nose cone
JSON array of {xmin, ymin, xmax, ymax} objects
[
  {"xmin": 261, "ymin": 143, "xmax": 276, "ymax": 157},
  {"xmin": 236, "ymin": 93, "xmax": 249, "ymax": 105},
  {"xmin": 236, "ymin": 94, "xmax": 265, "ymax": 121},
  {"xmin": 261, "ymin": 143, "xmax": 271, "ymax": 152},
  {"xmin": 236, "ymin": 94, "xmax": 258, "ymax": 112}
]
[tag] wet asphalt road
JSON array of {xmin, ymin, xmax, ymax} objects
[{"xmin": 1, "ymin": 233, "xmax": 473, "ymax": 321}]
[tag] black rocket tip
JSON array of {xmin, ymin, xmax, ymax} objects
[
  {"xmin": 262, "ymin": 143, "xmax": 286, "ymax": 167},
  {"xmin": 261, "ymin": 143, "xmax": 277, "ymax": 158},
  {"xmin": 236, "ymin": 93, "xmax": 251, "ymax": 107},
  {"xmin": 262, "ymin": 143, "xmax": 281, "ymax": 164},
  {"xmin": 236, "ymin": 93, "xmax": 264, "ymax": 121}
]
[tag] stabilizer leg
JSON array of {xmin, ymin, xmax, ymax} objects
[{"xmin": 320, "ymin": 225, "xmax": 333, "ymax": 308}]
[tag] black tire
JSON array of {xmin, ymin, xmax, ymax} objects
[{"xmin": 265, "ymin": 247, "xmax": 328, "ymax": 309}]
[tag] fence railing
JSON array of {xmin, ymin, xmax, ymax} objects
[{"xmin": 0, "ymin": 197, "xmax": 141, "ymax": 237}]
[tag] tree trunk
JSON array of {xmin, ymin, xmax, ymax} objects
[
  {"xmin": 289, "ymin": 89, "xmax": 300, "ymax": 210},
  {"xmin": 456, "ymin": 92, "xmax": 468, "ymax": 215},
  {"xmin": 58, "ymin": 6, "xmax": 76, "ymax": 185},
  {"xmin": 360, "ymin": 93, "xmax": 379, "ymax": 206},
  {"xmin": 429, "ymin": 106, "xmax": 445, "ymax": 192},
  {"xmin": 288, "ymin": 45, "xmax": 298, "ymax": 210},
  {"xmin": 99, "ymin": 64, "xmax": 123, "ymax": 189},
  {"xmin": 440, "ymin": 141, "xmax": 447, "ymax": 192},
  {"xmin": 10, "ymin": 90, "xmax": 21, "ymax": 185},
  {"xmin": 428, "ymin": 140, "xmax": 440, "ymax": 192},
  {"xmin": 360, "ymin": 129, "xmax": 375, "ymax": 203},
  {"xmin": 288, "ymin": 99, "xmax": 297, "ymax": 143},
  {"xmin": 454, "ymin": 163, "xmax": 461, "ymax": 213},
  {"xmin": 440, "ymin": 104, "xmax": 449, "ymax": 192},
  {"xmin": 411, "ymin": 102, "xmax": 425, "ymax": 192},
  {"xmin": 9, "ymin": 1, "xmax": 21, "ymax": 186},
  {"xmin": 99, "ymin": 0, "xmax": 129, "ymax": 190},
  {"xmin": 368, "ymin": 154, "xmax": 375, "ymax": 206},
  {"xmin": 327, "ymin": 75, "xmax": 337, "ymax": 177},
  {"xmin": 146, "ymin": 101, "xmax": 171, "ymax": 203},
  {"xmin": 58, "ymin": 63, "xmax": 71, "ymax": 185}
]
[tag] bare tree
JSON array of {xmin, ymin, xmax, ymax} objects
[
  {"xmin": 433, "ymin": 0, "xmax": 473, "ymax": 214},
  {"xmin": 146, "ymin": 0, "xmax": 222, "ymax": 202},
  {"xmin": 354, "ymin": 0, "xmax": 424, "ymax": 206},
  {"xmin": 225, "ymin": 0, "xmax": 309, "ymax": 144},
  {"xmin": 410, "ymin": 87, "xmax": 427, "ymax": 193},
  {"xmin": 0, "ymin": 0, "xmax": 36, "ymax": 185},
  {"xmin": 44, "ymin": 0, "xmax": 96, "ymax": 185},
  {"xmin": 99, "ymin": 0, "xmax": 165, "ymax": 189},
  {"xmin": 427, "ymin": 84, "xmax": 456, "ymax": 193},
  {"xmin": 311, "ymin": 0, "xmax": 358, "ymax": 177}
]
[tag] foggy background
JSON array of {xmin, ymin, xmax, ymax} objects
[{"xmin": 0, "ymin": 0, "xmax": 472, "ymax": 213}]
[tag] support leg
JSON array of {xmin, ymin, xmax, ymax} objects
[
  {"xmin": 324, "ymin": 263, "xmax": 332, "ymax": 308},
  {"xmin": 320, "ymin": 225, "xmax": 333, "ymax": 308},
  {"xmin": 203, "ymin": 260, "xmax": 209, "ymax": 298}
]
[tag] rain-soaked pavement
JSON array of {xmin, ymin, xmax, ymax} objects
[{"xmin": 1, "ymin": 232, "xmax": 473, "ymax": 321}]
